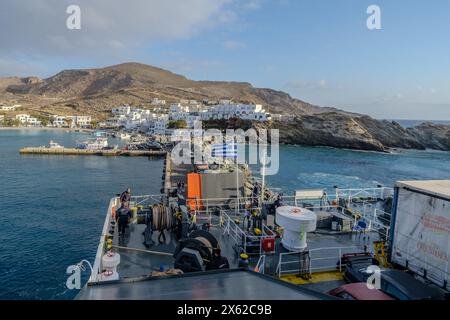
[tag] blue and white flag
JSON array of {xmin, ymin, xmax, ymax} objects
[{"xmin": 211, "ymin": 143, "xmax": 238, "ymax": 159}]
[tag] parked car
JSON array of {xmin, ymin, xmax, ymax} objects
[
  {"xmin": 344, "ymin": 264, "xmax": 444, "ymax": 300},
  {"xmin": 343, "ymin": 255, "xmax": 378, "ymax": 283},
  {"xmin": 328, "ymin": 283, "xmax": 394, "ymax": 300}
]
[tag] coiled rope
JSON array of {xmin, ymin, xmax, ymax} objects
[{"xmin": 152, "ymin": 204, "xmax": 173, "ymax": 244}]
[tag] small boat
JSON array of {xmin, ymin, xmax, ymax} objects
[
  {"xmin": 120, "ymin": 133, "xmax": 131, "ymax": 140},
  {"xmin": 77, "ymin": 137, "xmax": 109, "ymax": 150},
  {"xmin": 93, "ymin": 131, "xmax": 108, "ymax": 138},
  {"xmin": 49, "ymin": 140, "xmax": 64, "ymax": 149}
]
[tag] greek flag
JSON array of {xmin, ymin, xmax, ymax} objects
[{"xmin": 211, "ymin": 143, "xmax": 238, "ymax": 159}]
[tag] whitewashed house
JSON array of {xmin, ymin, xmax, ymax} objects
[
  {"xmin": 15, "ymin": 114, "xmax": 40, "ymax": 126},
  {"xmin": 53, "ymin": 115, "xmax": 67, "ymax": 127},
  {"xmin": 16, "ymin": 114, "xmax": 30, "ymax": 123},
  {"xmin": 75, "ymin": 116, "xmax": 92, "ymax": 127},
  {"xmin": 148, "ymin": 116, "xmax": 169, "ymax": 135},
  {"xmin": 112, "ymin": 105, "xmax": 132, "ymax": 116},
  {"xmin": 1, "ymin": 105, "xmax": 18, "ymax": 111},
  {"xmin": 151, "ymin": 98, "xmax": 166, "ymax": 106}
]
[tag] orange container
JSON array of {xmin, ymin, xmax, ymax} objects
[{"xmin": 187, "ymin": 173, "xmax": 202, "ymax": 211}]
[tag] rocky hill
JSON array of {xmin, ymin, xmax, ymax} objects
[
  {"xmin": 1, "ymin": 62, "xmax": 448, "ymax": 152},
  {"xmin": 2, "ymin": 62, "xmax": 339, "ymax": 117},
  {"xmin": 257, "ymin": 114, "xmax": 450, "ymax": 152}
]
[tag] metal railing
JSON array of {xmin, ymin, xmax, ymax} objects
[
  {"xmin": 90, "ymin": 197, "xmax": 117, "ymax": 283},
  {"xmin": 89, "ymin": 194, "xmax": 167, "ymax": 283},
  {"xmin": 336, "ymin": 187, "xmax": 393, "ymax": 205},
  {"xmin": 276, "ymin": 246, "xmax": 366, "ymax": 277},
  {"xmin": 255, "ymin": 255, "xmax": 266, "ymax": 274},
  {"xmin": 130, "ymin": 194, "xmax": 167, "ymax": 207},
  {"xmin": 220, "ymin": 210, "xmax": 276, "ymax": 256}
]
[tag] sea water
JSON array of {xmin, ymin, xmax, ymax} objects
[
  {"xmin": 0, "ymin": 129, "xmax": 449, "ymax": 299},
  {"xmin": 0, "ymin": 129, "xmax": 163, "ymax": 299}
]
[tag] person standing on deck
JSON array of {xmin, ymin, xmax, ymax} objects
[
  {"xmin": 207, "ymin": 248, "xmax": 230, "ymax": 270},
  {"xmin": 120, "ymin": 188, "xmax": 132, "ymax": 207},
  {"xmin": 116, "ymin": 203, "xmax": 132, "ymax": 237}
]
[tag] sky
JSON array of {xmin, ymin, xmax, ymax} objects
[{"xmin": 0, "ymin": 0, "xmax": 449, "ymax": 120}]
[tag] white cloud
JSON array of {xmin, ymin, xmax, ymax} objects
[
  {"xmin": 223, "ymin": 40, "xmax": 247, "ymax": 50},
  {"xmin": 318, "ymin": 79, "xmax": 328, "ymax": 89},
  {"xmin": 0, "ymin": 57, "xmax": 47, "ymax": 76},
  {"xmin": 0, "ymin": 0, "xmax": 233, "ymax": 58},
  {"xmin": 287, "ymin": 79, "xmax": 330, "ymax": 91},
  {"xmin": 243, "ymin": 0, "xmax": 264, "ymax": 10}
]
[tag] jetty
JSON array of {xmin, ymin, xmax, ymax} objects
[{"xmin": 19, "ymin": 147, "xmax": 167, "ymax": 157}]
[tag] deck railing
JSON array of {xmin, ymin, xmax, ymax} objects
[
  {"xmin": 276, "ymin": 246, "xmax": 367, "ymax": 277},
  {"xmin": 255, "ymin": 255, "xmax": 266, "ymax": 274},
  {"xmin": 220, "ymin": 210, "xmax": 276, "ymax": 256},
  {"xmin": 90, "ymin": 197, "xmax": 117, "ymax": 283},
  {"xmin": 89, "ymin": 194, "xmax": 165, "ymax": 283},
  {"xmin": 89, "ymin": 187, "xmax": 393, "ymax": 282}
]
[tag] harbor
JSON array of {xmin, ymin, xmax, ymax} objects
[
  {"xmin": 74, "ymin": 136, "xmax": 450, "ymax": 300},
  {"xmin": 18, "ymin": 132, "xmax": 168, "ymax": 157},
  {"xmin": 7, "ymin": 128, "xmax": 450, "ymax": 301},
  {"xmin": 2, "ymin": 128, "xmax": 450, "ymax": 300},
  {"xmin": 19, "ymin": 147, "xmax": 167, "ymax": 157}
]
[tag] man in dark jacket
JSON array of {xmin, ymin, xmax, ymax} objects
[
  {"xmin": 116, "ymin": 203, "xmax": 132, "ymax": 236},
  {"xmin": 207, "ymin": 248, "xmax": 230, "ymax": 270},
  {"xmin": 120, "ymin": 188, "xmax": 132, "ymax": 207}
]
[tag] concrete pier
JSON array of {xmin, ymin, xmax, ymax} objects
[{"xmin": 19, "ymin": 147, "xmax": 167, "ymax": 157}]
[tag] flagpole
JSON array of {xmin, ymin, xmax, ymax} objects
[
  {"xmin": 261, "ymin": 148, "xmax": 266, "ymax": 210},
  {"xmin": 235, "ymin": 142, "xmax": 239, "ymax": 215}
]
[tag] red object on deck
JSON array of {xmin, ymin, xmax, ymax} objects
[
  {"xmin": 187, "ymin": 173, "xmax": 202, "ymax": 211},
  {"xmin": 261, "ymin": 238, "xmax": 275, "ymax": 252}
]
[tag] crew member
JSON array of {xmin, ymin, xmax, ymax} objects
[
  {"xmin": 116, "ymin": 203, "xmax": 132, "ymax": 237},
  {"xmin": 274, "ymin": 193, "xmax": 283, "ymax": 209},
  {"xmin": 208, "ymin": 248, "xmax": 230, "ymax": 270},
  {"xmin": 120, "ymin": 188, "xmax": 132, "ymax": 206},
  {"xmin": 238, "ymin": 253, "xmax": 250, "ymax": 269}
]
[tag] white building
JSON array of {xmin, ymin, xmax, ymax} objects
[
  {"xmin": 1, "ymin": 105, "xmax": 18, "ymax": 111},
  {"xmin": 52, "ymin": 115, "xmax": 67, "ymax": 127},
  {"xmin": 112, "ymin": 105, "xmax": 132, "ymax": 116},
  {"xmin": 27, "ymin": 117, "xmax": 40, "ymax": 126},
  {"xmin": 168, "ymin": 100, "xmax": 270, "ymax": 125},
  {"xmin": 16, "ymin": 114, "xmax": 30, "ymax": 123},
  {"xmin": 151, "ymin": 98, "xmax": 166, "ymax": 106},
  {"xmin": 148, "ymin": 115, "xmax": 169, "ymax": 135},
  {"xmin": 16, "ymin": 114, "xmax": 40, "ymax": 126},
  {"xmin": 53, "ymin": 115, "xmax": 92, "ymax": 127},
  {"xmin": 170, "ymin": 103, "xmax": 190, "ymax": 113},
  {"xmin": 270, "ymin": 114, "xmax": 283, "ymax": 121},
  {"xmin": 73, "ymin": 116, "xmax": 92, "ymax": 127},
  {"xmin": 219, "ymin": 99, "xmax": 232, "ymax": 105},
  {"xmin": 209, "ymin": 103, "xmax": 268, "ymax": 121}
]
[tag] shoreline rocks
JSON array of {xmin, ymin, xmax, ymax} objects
[{"xmin": 256, "ymin": 113, "xmax": 450, "ymax": 152}]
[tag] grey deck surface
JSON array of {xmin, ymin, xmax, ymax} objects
[
  {"xmin": 115, "ymin": 224, "xmax": 176, "ymax": 278},
  {"xmin": 114, "ymin": 217, "xmax": 241, "ymax": 279},
  {"xmin": 77, "ymin": 270, "xmax": 331, "ymax": 300},
  {"xmin": 113, "ymin": 210, "xmax": 379, "ymax": 279}
]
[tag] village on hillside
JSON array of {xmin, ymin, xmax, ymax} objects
[{"xmin": 0, "ymin": 98, "xmax": 293, "ymax": 135}]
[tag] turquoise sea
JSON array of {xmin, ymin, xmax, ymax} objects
[
  {"xmin": 0, "ymin": 129, "xmax": 449, "ymax": 299},
  {"xmin": 0, "ymin": 129, "xmax": 163, "ymax": 299}
]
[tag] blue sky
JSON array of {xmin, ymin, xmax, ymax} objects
[{"xmin": 1, "ymin": 0, "xmax": 449, "ymax": 120}]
